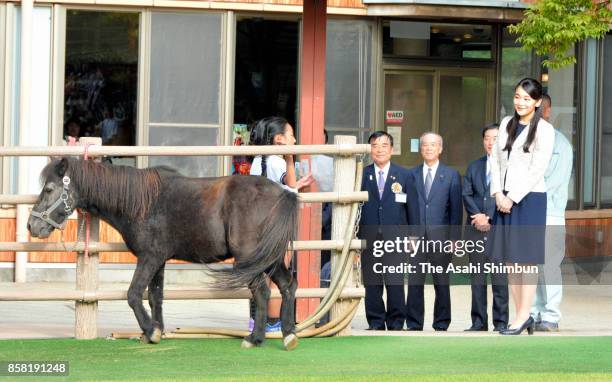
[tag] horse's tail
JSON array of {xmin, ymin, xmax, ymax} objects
[{"xmin": 215, "ymin": 189, "xmax": 299, "ymax": 289}]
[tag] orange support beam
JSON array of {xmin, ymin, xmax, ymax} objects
[{"xmin": 297, "ymin": 0, "xmax": 327, "ymax": 321}]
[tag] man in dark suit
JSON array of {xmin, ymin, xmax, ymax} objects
[
  {"xmin": 359, "ymin": 131, "xmax": 417, "ymax": 331},
  {"xmin": 463, "ymin": 123, "xmax": 509, "ymax": 332},
  {"xmin": 406, "ymin": 132, "xmax": 462, "ymax": 331}
]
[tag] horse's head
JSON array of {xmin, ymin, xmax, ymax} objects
[{"xmin": 28, "ymin": 158, "xmax": 78, "ymax": 238}]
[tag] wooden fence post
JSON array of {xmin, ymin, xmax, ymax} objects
[
  {"xmin": 330, "ymin": 135, "xmax": 357, "ymax": 336},
  {"xmin": 75, "ymin": 137, "xmax": 101, "ymax": 339}
]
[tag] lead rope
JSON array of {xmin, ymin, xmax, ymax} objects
[{"xmin": 82, "ymin": 143, "xmax": 93, "ymax": 260}]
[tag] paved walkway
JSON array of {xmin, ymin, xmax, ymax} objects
[{"xmin": 0, "ymin": 283, "xmax": 610, "ymax": 339}]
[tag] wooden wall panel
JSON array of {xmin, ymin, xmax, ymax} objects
[
  {"xmin": 0, "ymin": 219, "xmax": 16, "ymax": 262},
  {"xmin": 327, "ymin": 0, "xmax": 364, "ymax": 9},
  {"xmin": 566, "ymin": 218, "xmax": 612, "ymax": 258}
]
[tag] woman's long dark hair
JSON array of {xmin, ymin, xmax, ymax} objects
[
  {"xmin": 247, "ymin": 116, "xmax": 289, "ymax": 177},
  {"xmin": 503, "ymin": 78, "xmax": 543, "ymax": 153}
]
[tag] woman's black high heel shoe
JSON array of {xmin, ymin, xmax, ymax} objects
[{"xmin": 500, "ymin": 316, "xmax": 535, "ymax": 335}]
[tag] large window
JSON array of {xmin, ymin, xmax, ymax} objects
[
  {"xmin": 383, "ymin": 21, "xmax": 493, "ymax": 60},
  {"xmin": 501, "ymin": 26, "xmax": 578, "ymax": 207},
  {"xmin": 500, "ymin": 27, "xmax": 535, "ymax": 118},
  {"xmin": 541, "ymin": 47, "xmax": 578, "ymax": 206},
  {"xmin": 148, "ymin": 12, "xmax": 223, "ymax": 177},
  {"xmin": 600, "ymin": 34, "xmax": 612, "ymax": 205},
  {"xmin": 325, "ymin": 19, "xmax": 373, "ymax": 143},
  {"xmin": 233, "ymin": 18, "xmax": 299, "ymax": 127},
  {"xmin": 63, "ymin": 10, "xmax": 139, "ymax": 149}
]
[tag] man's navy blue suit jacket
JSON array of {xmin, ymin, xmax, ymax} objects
[
  {"xmin": 409, "ymin": 163, "xmax": 463, "ymax": 241},
  {"xmin": 358, "ymin": 163, "xmax": 419, "ymax": 229},
  {"xmin": 462, "ymin": 155, "xmax": 496, "ymax": 226}
]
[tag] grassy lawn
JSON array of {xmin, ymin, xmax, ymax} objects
[{"xmin": 0, "ymin": 336, "xmax": 611, "ymax": 381}]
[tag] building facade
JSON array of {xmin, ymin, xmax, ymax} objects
[{"xmin": 0, "ymin": 0, "xmax": 610, "ymax": 286}]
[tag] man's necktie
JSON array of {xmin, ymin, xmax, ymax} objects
[
  {"xmin": 486, "ymin": 167, "xmax": 491, "ymax": 187},
  {"xmin": 378, "ymin": 170, "xmax": 385, "ymax": 199},
  {"xmin": 425, "ymin": 168, "xmax": 433, "ymax": 198}
]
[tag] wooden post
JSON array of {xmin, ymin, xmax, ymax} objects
[
  {"xmin": 330, "ymin": 135, "xmax": 357, "ymax": 336},
  {"xmin": 75, "ymin": 137, "xmax": 101, "ymax": 339}
]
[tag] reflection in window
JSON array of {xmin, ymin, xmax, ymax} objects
[
  {"xmin": 439, "ymin": 74, "xmax": 489, "ymax": 175},
  {"xmin": 234, "ymin": 19, "xmax": 298, "ymax": 127},
  {"xmin": 63, "ymin": 10, "xmax": 139, "ymax": 146},
  {"xmin": 149, "ymin": 12, "xmax": 223, "ymax": 176},
  {"xmin": 383, "ymin": 21, "xmax": 492, "ymax": 60},
  {"xmin": 541, "ymin": 48, "xmax": 578, "ymax": 204},
  {"xmin": 500, "ymin": 27, "xmax": 533, "ymax": 118},
  {"xmin": 325, "ymin": 19, "xmax": 373, "ymax": 144}
]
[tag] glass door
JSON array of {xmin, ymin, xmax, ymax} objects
[
  {"xmin": 383, "ymin": 67, "xmax": 494, "ymax": 173},
  {"xmin": 383, "ymin": 70, "xmax": 436, "ymax": 169},
  {"xmin": 438, "ymin": 69, "xmax": 494, "ymax": 174}
]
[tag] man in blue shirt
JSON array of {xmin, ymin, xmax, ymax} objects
[{"xmin": 531, "ymin": 94, "xmax": 573, "ymax": 332}]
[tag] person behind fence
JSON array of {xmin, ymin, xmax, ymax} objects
[
  {"xmin": 317, "ymin": 129, "xmax": 333, "ymax": 328},
  {"xmin": 489, "ymin": 78, "xmax": 554, "ymax": 336},
  {"xmin": 406, "ymin": 132, "xmax": 462, "ymax": 332},
  {"xmin": 64, "ymin": 118, "xmax": 82, "ymax": 143},
  {"xmin": 248, "ymin": 116, "xmax": 314, "ymax": 332},
  {"xmin": 462, "ymin": 123, "xmax": 509, "ymax": 332},
  {"xmin": 530, "ymin": 94, "xmax": 573, "ymax": 332},
  {"xmin": 358, "ymin": 131, "xmax": 417, "ymax": 331}
]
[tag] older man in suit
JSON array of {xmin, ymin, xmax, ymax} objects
[
  {"xmin": 463, "ymin": 123, "xmax": 509, "ymax": 332},
  {"xmin": 406, "ymin": 132, "xmax": 462, "ymax": 331},
  {"xmin": 359, "ymin": 131, "xmax": 418, "ymax": 331}
]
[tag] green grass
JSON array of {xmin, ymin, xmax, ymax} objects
[{"xmin": 0, "ymin": 336, "xmax": 611, "ymax": 381}]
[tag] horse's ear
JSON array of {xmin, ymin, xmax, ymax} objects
[{"xmin": 56, "ymin": 157, "xmax": 69, "ymax": 176}]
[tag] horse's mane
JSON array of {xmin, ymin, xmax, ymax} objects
[{"xmin": 43, "ymin": 158, "xmax": 163, "ymax": 220}]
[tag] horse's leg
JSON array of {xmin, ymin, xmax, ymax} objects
[
  {"xmin": 268, "ymin": 262, "xmax": 298, "ymax": 351},
  {"xmin": 148, "ymin": 263, "xmax": 165, "ymax": 333},
  {"xmin": 242, "ymin": 274, "xmax": 270, "ymax": 348},
  {"xmin": 128, "ymin": 257, "xmax": 165, "ymax": 344}
]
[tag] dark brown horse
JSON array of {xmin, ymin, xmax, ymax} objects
[{"xmin": 27, "ymin": 157, "xmax": 299, "ymax": 349}]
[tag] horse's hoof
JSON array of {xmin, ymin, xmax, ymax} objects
[
  {"xmin": 283, "ymin": 333, "xmax": 298, "ymax": 351},
  {"xmin": 241, "ymin": 339, "xmax": 256, "ymax": 349},
  {"xmin": 149, "ymin": 327, "xmax": 162, "ymax": 344},
  {"xmin": 140, "ymin": 327, "xmax": 162, "ymax": 345}
]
